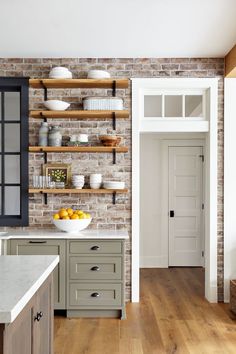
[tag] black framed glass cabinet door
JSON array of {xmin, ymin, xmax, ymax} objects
[{"xmin": 0, "ymin": 77, "xmax": 29, "ymax": 226}]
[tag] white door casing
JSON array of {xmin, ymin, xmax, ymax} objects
[
  {"xmin": 168, "ymin": 146, "xmax": 203, "ymax": 266},
  {"xmin": 132, "ymin": 78, "xmax": 218, "ymax": 303}
]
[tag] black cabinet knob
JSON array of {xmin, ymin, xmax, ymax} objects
[
  {"xmin": 91, "ymin": 266, "xmax": 100, "ymax": 271},
  {"xmin": 170, "ymin": 210, "xmax": 175, "ymax": 217},
  {"xmin": 91, "ymin": 245, "xmax": 100, "ymax": 251},
  {"xmin": 91, "ymin": 292, "xmax": 100, "ymax": 298}
]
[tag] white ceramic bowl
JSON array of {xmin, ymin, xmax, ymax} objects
[
  {"xmin": 53, "ymin": 218, "xmax": 92, "ymax": 233},
  {"xmin": 90, "ymin": 182, "xmax": 102, "ymax": 189},
  {"xmin": 72, "ymin": 182, "xmax": 85, "ymax": 189},
  {"xmin": 44, "ymin": 100, "xmax": 70, "ymax": 111},
  {"xmin": 49, "ymin": 72, "xmax": 72, "ymax": 79},
  {"xmin": 87, "ymin": 70, "xmax": 111, "ymax": 79}
]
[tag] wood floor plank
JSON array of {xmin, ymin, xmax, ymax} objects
[{"xmin": 54, "ymin": 268, "xmax": 236, "ymax": 354}]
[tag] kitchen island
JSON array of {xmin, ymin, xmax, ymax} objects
[{"xmin": 0, "ymin": 255, "xmax": 59, "ymax": 354}]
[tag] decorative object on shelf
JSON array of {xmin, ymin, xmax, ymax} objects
[
  {"xmin": 77, "ymin": 134, "xmax": 88, "ymax": 143},
  {"xmin": 83, "ymin": 96, "xmax": 123, "ymax": 111},
  {"xmin": 48, "ymin": 126, "xmax": 62, "ymax": 146},
  {"xmin": 55, "ymin": 181, "xmax": 65, "ymax": 189},
  {"xmin": 87, "ymin": 70, "xmax": 110, "ymax": 79},
  {"xmin": 49, "ymin": 67, "xmax": 72, "ymax": 79},
  {"xmin": 32, "ymin": 175, "xmax": 51, "ymax": 188},
  {"xmin": 90, "ymin": 174, "xmax": 102, "ymax": 189},
  {"xmin": 38, "ymin": 122, "xmax": 49, "ymax": 146},
  {"xmin": 99, "ymin": 135, "xmax": 121, "ymax": 147},
  {"xmin": 52, "ymin": 208, "xmax": 92, "ymax": 233},
  {"xmin": 71, "ymin": 175, "xmax": 85, "ymax": 189},
  {"xmin": 44, "ymin": 100, "xmax": 70, "ymax": 111},
  {"xmin": 103, "ymin": 181, "xmax": 125, "ymax": 189},
  {"xmin": 43, "ymin": 163, "xmax": 71, "ymax": 186}
]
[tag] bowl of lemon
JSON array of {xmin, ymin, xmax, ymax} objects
[{"xmin": 53, "ymin": 208, "xmax": 92, "ymax": 233}]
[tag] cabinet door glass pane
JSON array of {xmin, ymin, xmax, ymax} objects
[
  {"xmin": 144, "ymin": 95, "xmax": 162, "ymax": 117},
  {"xmin": 5, "ymin": 156, "xmax": 20, "ymax": 183},
  {"xmin": 5, "ymin": 187, "xmax": 20, "ymax": 215},
  {"xmin": 4, "ymin": 92, "xmax": 20, "ymax": 121},
  {"xmin": 5, "ymin": 124, "xmax": 20, "ymax": 152},
  {"xmin": 185, "ymin": 95, "xmax": 203, "ymax": 117},
  {"xmin": 165, "ymin": 95, "xmax": 182, "ymax": 117}
]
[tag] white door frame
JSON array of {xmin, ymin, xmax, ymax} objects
[{"xmin": 132, "ymin": 78, "xmax": 218, "ymax": 303}]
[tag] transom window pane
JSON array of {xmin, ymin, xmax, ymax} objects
[
  {"xmin": 144, "ymin": 95, "xmax": 162, "ymax": 117},
  {"xmin": 185, "ymin": 95, "xmax": 203, "ymax": 117},
  {"xmin": 4, "ymin": 92, "xmax": 20, "ymax": 121},
  {"xmin": 165, "ymin": 95, "xmax": 182, "ymax": 117}
]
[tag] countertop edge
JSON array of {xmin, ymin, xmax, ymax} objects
[{"xmin": 1, "ymin": 255, "xmax": 59, "ymax": 324}]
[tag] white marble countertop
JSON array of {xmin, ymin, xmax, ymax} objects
[
  {"xmin": 0, "ymin": 255, "xmax": 59, "ymax": 323},
  {"xmin": 0, "ymin": 229, "xmax": 129, "ymax": 240}
]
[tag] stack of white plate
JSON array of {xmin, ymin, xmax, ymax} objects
[
  {"xmin": 87, "ymin": 70, "xmax": 110, "ymax": 79},
  {"xmin": 90, "ymin": 174, "xmax": 102, "ymax": 189},
  {"xmin": 72, "ymin": 175, "xmax": 85, "ymax": 189},
  {"xmin": 103, "ymin": 181, "xmax": 125, "ymax": 189},
  {"xmin": 49, "ymin": 67, "xmax": 72, "ymax": 79}
]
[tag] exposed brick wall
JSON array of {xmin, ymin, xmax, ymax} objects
[{"xmin": 0, "ymin": 58, "xmax": 224, "ymax": 301}]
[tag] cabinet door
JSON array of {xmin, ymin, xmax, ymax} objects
[
  {"xmin": 3, "ymin": 298, "xmax": 34, "ymax": 354},
  {"xmin": 33, "ymin": 275, "xmax": 53, "ymax": 354},
  {"xmin": 9, "ymin": 239, "xmax": 66, "ymax": 309}
]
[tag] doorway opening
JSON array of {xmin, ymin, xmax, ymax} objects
[{"xmin": 140, "ymin": 134, "xmax": 206, "ymax": 296}]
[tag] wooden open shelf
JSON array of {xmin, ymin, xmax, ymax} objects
[
  {"xmin": 29, "ymin": 79, "xmax": 129, "ymax": 89},
  {"xmin": 29, "ymin": 188, "xmax": 128, "ymax": 194},
  {"xmin": 30, "ymin": 110, "xmax": 129, "ymax": 119},
  {"xmin": 29, "ymin": 146, "xmax": 128, "ymax": 153}
]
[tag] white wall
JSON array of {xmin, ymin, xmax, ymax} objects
[
  {"xmin": 224, "ymin": 79, "xmax": 236, "ymax": 302},
  {"xmin": 140, "ymin": 132, "xmax": 205, "ymax": 268},
  {"xmin": 0, "ymin": 0, "xmax": 235, "ymax": 57}
]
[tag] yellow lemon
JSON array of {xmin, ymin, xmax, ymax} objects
[
  {"xmin": 59, "ymin": 210, "xmax": 68, "ymax": 219},
  {"xmin": 53, "ymin": 213, "xmax": 60, "ymax": 220},
  {"xmin": 70, "ymin": 214, "xmax": 79, "ymax": 220},
  {"xmin": 62, "ymin": 216, "xmax": 70, "ymax": 220},
  {"xmin": 86, "ymin": 213, "xmax": 91, "ymax": 219},
  {"xmin": 77, "ymin": 211, "xmax": 83, "ymax": 215},
  {"xmin": 67, "ymin": 208, "xmax": 74, "ymax": 216},
  {"xmin": 79, "ymin": 214, "xmax": 86, "ymax": 219}
]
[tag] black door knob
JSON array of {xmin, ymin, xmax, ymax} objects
[{"xmin": 170, "ymin": 210, "xmax": 175, "ymax": 217}]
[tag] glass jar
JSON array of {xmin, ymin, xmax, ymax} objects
[{"xmin": 48, "ymin": 126, "xmax": 62, "ymax": 147}]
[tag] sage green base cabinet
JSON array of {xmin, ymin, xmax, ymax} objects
[
  {"xmin": 0, "ymin": 274, "xmax": 53, "ymax": 354},
  {"xmin": 8, "ymin": 238, "xmax": 126, "ymax": 319},
  {"xmin": 67, "ymin": 239, "xmax": 126, "ymax": 319},
  {"xmin": 8, "ymin": 239, "xmax": 66, "ymax": 310}
]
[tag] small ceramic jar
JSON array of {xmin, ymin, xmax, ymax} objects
[
  {"xmin": 48, "ymin": 126, "xmax": 62, "ymax": 147},
  {"xmin": 38, "ymin": 122, "xmax": 49, "ymax": 146}
]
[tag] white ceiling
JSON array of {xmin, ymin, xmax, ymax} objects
[{"xmin": 0, "ymin": 0, "xmax": 236, "ymax": 58}]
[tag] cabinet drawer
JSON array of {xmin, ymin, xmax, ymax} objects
[
  {"xmin": 69, "ymin": 256, "xmax": 122, "ymax": 280},
  {"xmin": 69, "ymin": 241, "xmax": 122, "ymax": 254},
  {"xmin": 69, "ymin": 283, "xmax": 122, "ymax": 307}
]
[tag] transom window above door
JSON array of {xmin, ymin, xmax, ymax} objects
[{"xmin": 143, "ymin": 91, "xmax": 205, "ymax": 119}]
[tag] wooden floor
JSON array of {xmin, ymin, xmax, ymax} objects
[{"xmin": 54, "ymin": 268, "xmax": 236, "ymax": 354}]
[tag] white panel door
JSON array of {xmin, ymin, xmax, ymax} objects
[{"xmin": 169, "ymin": 146, "xmax": 203, "ymax": 266}]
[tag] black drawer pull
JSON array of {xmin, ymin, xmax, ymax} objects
[
  {"xmin": 29, "ymin": 240, "xmax": 47, "ymax": 244},
  {"xmin": 91, "ymin": 245, "xmax": 100, "ymax": 251},
  {"xmin": 91, "ymin": 266, "xmax": 100, "ymax": 271},
  {"xmin": 91, "ymin": 292, "xmax": 100, "ymax": 298},
  {"xmin": 34, "ymin": 311, "xmax": 43, "ymax": 322}
]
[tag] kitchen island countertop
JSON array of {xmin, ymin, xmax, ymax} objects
[{"xmin": 0, "ymin": 255, "xmax": 59, "ymax": 323}]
